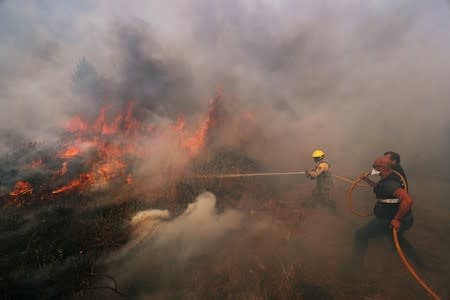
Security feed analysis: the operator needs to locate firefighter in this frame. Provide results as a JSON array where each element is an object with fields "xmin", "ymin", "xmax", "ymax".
[
  {"xmin": 352, "ymin": 156, "xmax": 419, "ymax": 265},
  {"xmin": 303, "ymin": 150, "xmax": 335, "ymax": 210}
]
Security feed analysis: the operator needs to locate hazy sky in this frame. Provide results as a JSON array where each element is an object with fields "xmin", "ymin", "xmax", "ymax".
[{"xmin": 1, "ymin": 0, "xmax": 450, "ymax": 176}]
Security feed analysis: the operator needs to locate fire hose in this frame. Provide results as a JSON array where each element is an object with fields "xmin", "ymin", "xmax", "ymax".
[
  {"xmin": 347, "ymin": 171, "xmax": 441, "ymax": 300},
  {"xmin": 195, "ymin": 171, "xmax": 368, "ymax": 187}
]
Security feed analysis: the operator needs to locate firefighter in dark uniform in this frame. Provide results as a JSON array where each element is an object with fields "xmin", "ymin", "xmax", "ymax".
[
  {"xmin": 304, "ymin": 150, "xmax": 335, "ymax": 210},
  {"xmin": 352, "ymin": 156, "xmax": 416, "ymax": 264}
]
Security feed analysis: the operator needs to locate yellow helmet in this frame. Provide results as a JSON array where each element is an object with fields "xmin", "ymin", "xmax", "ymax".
[{"xmin": 311, "ymin": 149, "xmax": 325, "ymax": 158}]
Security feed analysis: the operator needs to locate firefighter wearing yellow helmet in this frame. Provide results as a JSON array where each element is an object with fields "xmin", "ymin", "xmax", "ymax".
[{"xmin": 304, "ymin": 149, "xmax": 335, "ymax": 210}]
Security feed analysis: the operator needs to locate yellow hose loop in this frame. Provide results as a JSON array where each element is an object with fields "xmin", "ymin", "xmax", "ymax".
[
  {"xmin": 392, "ymin": 169, "xmax": 408, "ymax": 192},
  {"xmin": 393, "ymin": 228, "xmax": 442, "ymax": 300},
  {"xmin": 346, "ymin": 175, "xmax": 373, "ymax": 217},
  {"xmin": 332, "ymin": 174, "xmax": 370, "ymax": 188}
]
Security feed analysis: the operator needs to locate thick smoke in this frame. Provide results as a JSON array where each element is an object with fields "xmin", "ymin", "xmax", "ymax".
[
  {"xmin": 1, "ymin": 1, "xmax": 450, "ymax": 299},
  {"xmin": 1, "ymin": 0, "xmax": 450, "ymax": 176},
  {"xmin": 105, "ymin": 192, "xmax": 243, "ymax": 296}
]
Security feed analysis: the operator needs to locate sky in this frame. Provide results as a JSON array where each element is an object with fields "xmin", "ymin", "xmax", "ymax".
[{"xmin": 1, "ymin": 0, "xmax": 450, "ymax": 176}]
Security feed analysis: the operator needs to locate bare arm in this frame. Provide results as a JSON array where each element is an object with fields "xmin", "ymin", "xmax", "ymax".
[
  {"xmin": 360, "ymin": 171, "xmax": 377, "ymax": 187},
  {"xmin": 308, "ymin": 163, "xmax": 327, "ymax": 178},
  {"xmin": 393, "ymin": 188, "xmax": 413, "ymax": 221}
]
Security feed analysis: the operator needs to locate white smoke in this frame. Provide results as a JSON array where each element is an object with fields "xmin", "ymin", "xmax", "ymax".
[
  {"xmin": 153, "ymin": 191, "xmax": 242, "ymax": 259},
  {"xmin": 105, "ymin": 192, "xmax": 242, "ymax": 283}
]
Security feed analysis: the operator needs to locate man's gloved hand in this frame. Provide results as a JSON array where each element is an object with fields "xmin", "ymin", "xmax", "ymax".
[
  {"xmin": 305, "ymin": 170, "xmax": 313, "ymax": 180},
  {"xmin": 390, "ymin": 218, "xmax": 401, "ymax": 231}
]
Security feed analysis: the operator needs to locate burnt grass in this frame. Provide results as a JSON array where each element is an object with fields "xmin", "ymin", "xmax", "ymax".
[
  {"xmin": 0, "ymin": 187, "xmax": 332, "ymax": 299},
  {"xmin": 0, "ymin": 195, "xmax": 136, "ymax": 299}
]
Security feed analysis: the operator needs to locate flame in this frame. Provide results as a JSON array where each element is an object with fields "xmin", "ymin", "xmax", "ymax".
[
  {"xmin": 95, "ymin": 105, "xmax": 123, "ymax": 135},
  {"xmin": 52, "ymin": 172, "xmax": 95, "ymax": 195},
  {"xmin": 9, "ymin": 93, "xmax": 220, "ymax": 201},
  {"xmin": 183, "ymin": 117, "xmax": 213, "ymax": 156},
  {"xmin": 124, "ymin": 101, "xmax": 142, "ymax": 133},
  {"xmin": 0, "ymin": 84, "xmax": 228, "ymax": 208},
  {"xmin": 182, "ymin": 95, "xmax": 218, "ymax": 156},
  {"xmin": 171, "ymin": 93, "xmax": 219, "ymax": 157},
  {"xmin": 171, "ymin": 114, "xmax": 186, "ymax": 132},
  {"xmin": 52, "ymin": 102, "xmax": 143, "ymax": 194},
  {"xmin": 10, "ymin": 181, "xmax": 33, "ymax": 197},
  {"xmin": 98, "ymin": 159, "xmax": 127, "ymax": 182},
  {"xmin": 59, "ymin": 145, "xmax": 81, "ymax": 159}
]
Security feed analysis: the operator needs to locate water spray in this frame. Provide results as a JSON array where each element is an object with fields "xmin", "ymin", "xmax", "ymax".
[
  {"xmin": 193, "ymin": 171, "xmax": 369, "ymax": 188},
  {"xmin": 193, "ymin": 171, "xmax": 306, "ymax": 178}
]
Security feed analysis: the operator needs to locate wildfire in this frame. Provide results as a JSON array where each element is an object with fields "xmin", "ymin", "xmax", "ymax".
[
  {"xmin": 10, "ymin": 181, "xmax": 33, "ymax": 197},
  {"xmin": 59, "ymin": 145, "xmax": 81, "ymax": 159},
  {"xmin": 172, "ymin": 93, "xmax": 219, "ymax": 157},
  {"xmin": 52, "ymin": 173, "xmax": 95, "ymax": 195},
  {"xmin": 4, "ymin": 92, "xmax": 220, "ymax": 203},
  {"xmin": 51, "ymin": 101, "xmax": 145, "ymax": 194},
  {"xmin": 183, "ymin": 117, "xmax": 213, "ymax": 156}
]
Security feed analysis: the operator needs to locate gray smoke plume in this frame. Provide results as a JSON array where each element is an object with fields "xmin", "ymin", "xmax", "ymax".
[
  {"xmin": 2, "ymin": 1, "xmax": 450, "ymax": 298},
  {"xmin": 1, "ymin": 0, "xmax": 450, "ymax": 177},
  {"xmin": 105, "ymin": 192, "xmax": 242, "ymax": 294}
]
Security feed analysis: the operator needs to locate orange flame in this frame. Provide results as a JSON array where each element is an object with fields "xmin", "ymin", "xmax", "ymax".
[
  {"xmin": 59, "ymin": 145, "xmax": 81, "ymax": 159},
  {"xmin": 52, "ymin": 172, "xmax": 95, "ymax": 195},
  {"xmin": 181, "ymin": 95, "xmax": 218, "ymax": 156},
  {"xmin": 171, "ymin": 114, "xmax": 186, "ymax": 132},
  {"xmin": 10, "ymin": 181, "xmax": 33, "ymax": 197},
  {"xmin": 50, "ymin": 93, "xmax": 218, "ymax": 196}
]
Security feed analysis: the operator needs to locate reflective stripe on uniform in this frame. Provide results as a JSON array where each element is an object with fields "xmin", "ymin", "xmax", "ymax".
[{"xmin": 377, "ymin": 198, "xmax": 400, "ymax": 204}]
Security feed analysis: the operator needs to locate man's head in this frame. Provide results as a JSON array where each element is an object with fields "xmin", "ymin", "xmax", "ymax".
[
  {"xmin": 384, "ymin": 151, "xmax": 401, "ymax": 166},
  {"xmin": 311, "ymin": 149, "xmax": 325, "ymax": 163},
  {"xmin": 373, "ymin": 156, "xmax": 393, "ymax": 177}
]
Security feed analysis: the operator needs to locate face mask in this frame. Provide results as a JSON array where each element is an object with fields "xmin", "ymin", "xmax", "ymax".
[{"xmin": 370, "ymin": 168, "xmax": 381, "ymax": 176}]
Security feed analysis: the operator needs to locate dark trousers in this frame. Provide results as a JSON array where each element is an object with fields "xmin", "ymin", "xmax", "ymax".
[{"xmin": 352, "ymin": 213, "xmax": 425, "ymax": 268}]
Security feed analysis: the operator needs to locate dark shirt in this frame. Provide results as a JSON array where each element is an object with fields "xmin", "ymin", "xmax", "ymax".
[
  {"xmin": 393, "ymin": 164, "xmax": 408, "ymax": 190},
  {"xmin": 373, "ymin": 173, "xmax": 409, "ymax": 220},
  {"xmin": 374, "ymin": 174, "xmax": 401, "ymax": 199}
]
